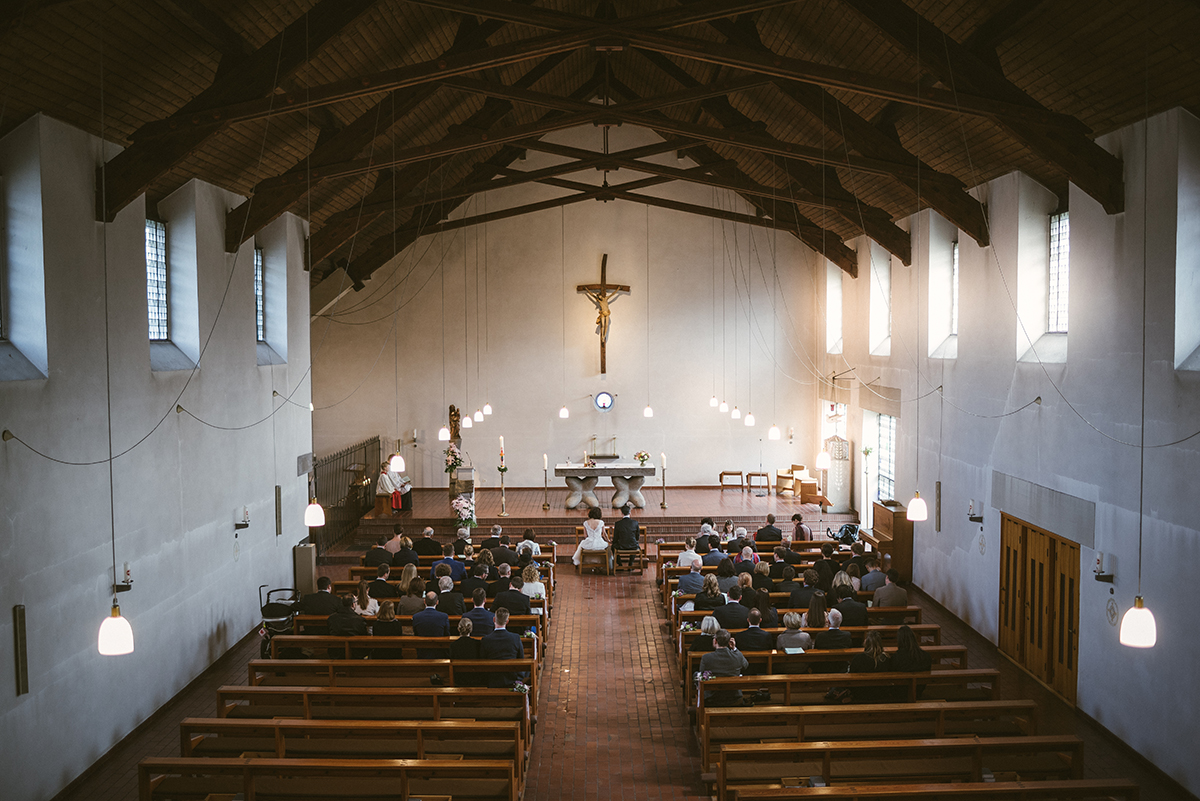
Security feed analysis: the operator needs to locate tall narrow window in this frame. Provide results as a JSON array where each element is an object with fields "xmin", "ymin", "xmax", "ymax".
[
  {"xmin": 254, "ymin": 246, "xmax": 265, "ymax": 342},
  {"xmin": 146, "ymin": 219, "xmax": 169, "ymax": 341},
  {"xmin": 1047, "ymin": 212, "xmax": 1069, "ymax": 333},
  {"xmin": 875, "ymin": 413, "xmax": 897, "ymax": 502},
  {"xmin": 950, "ymin": 240, "xmax": 960, "ymax": 337}
]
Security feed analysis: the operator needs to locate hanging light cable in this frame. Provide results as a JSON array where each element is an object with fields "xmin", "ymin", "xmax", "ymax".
[
  {"xmin": 437, "ymin": 174, "xmax": 451, "ymax": 442},
  {"xmin": 768, "ymin": 160, "xmax": 780, "ymax": 439},
  {"xmin": 644, "ymin": 206, "xmax": 653, "ymax": 418},
  {"xmin": 481, "ymin": 190, "xmax": 493, "ymax": 417},
  {"xmin": 730, "ymin": 205, "xmax": 741, "ymax": 420},
  {"xmin": 710, "ymin": 195, "xmax": 719, "ymax": 408},
  {"xmin": 559, "ymin": 205, "xmax": 569, "ymax": 419},
  {"xmin": 96, "ymin": 46, "xmax": 133, "ymax": 656},
  {"xmin": 908, "ymin": 100, "xmax": 927, "ymax": 523},
  {"xmin": 461, "ymin": 215, "xmax": 473, "ymax": 430},
  {"xmin": 1121, "ymin": 66, "xmax": 1156, "ymax": 647},
  {"xmin": 719, "ymin": 204, "xmax": 728, "ymax": 413}
]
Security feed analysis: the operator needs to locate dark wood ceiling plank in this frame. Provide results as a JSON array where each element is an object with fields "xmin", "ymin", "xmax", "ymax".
[
  {"xmin": 624, "ymin": 29, "xmax": 1088, "ymax": 133},
  {"xmin": 96, "ymin": 0, "xmax": 383, "ymax": 221},
  {"xmin": 402, "ymin": 0, "xmax": 802, "ymax": 32},
  {"xmin": 705, "ymin": 14, "xmax": 990, "ymax": 247},
  {"xmin": 131, "ymin": 26, "xmax": 598, "ymax": 140},
  {"xmin": 837, "ymin": 0, "xmax": 1124, "ymax": 213},
  {"xmin": 225, "ymin": 11, "xmax": 563, "ymax": 252},
  {"xmin": 155, "ymin": 0, "xmax": 252, "ymax": 61}
]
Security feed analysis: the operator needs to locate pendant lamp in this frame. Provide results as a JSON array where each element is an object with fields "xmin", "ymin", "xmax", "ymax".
[
  {"xmin": 474, "ymin": 409, "xmax": 484, "ymax": 422},
  {"xmin": 719, "ymin": 400, "xmax": 729, "ymax": 413},
  {"xmin": 1119, "ymin": 596, "xmax": 1157, "ymax": 648},
  {"xmin": 304, "ymin": 500, "xmax": 326, "ymax": 527},
  {"xmin": 438, "ymin": 426, "xmax": 451, "ymax": 441},
  {"xmin": 559, "ymin": 406, "xmax": 569, "ymax": 419},
  {"xmin": 816, "ymin": 448, "xmax": 831, "ymax": 471},
  {"xmin": 768, "ymin": 424, "xmax": 781, "ymax": 440},
  {"xmin": 731, "ymin": 406, "xmax": 741, "ymax": 420},
  {"xmin": 643, "ymin": 405, "xmax": 654, "ymax": 418},
  {"xmin": 744, "ymin": 411, "xmax": 755, "ymax": 427},
  {"xmin": 483, "ymin": 403, "xmax": 493, "ymax": 415},
  {"xmin": 389, "ymin": 453, "xmax": 405, "ymax": 472},
  {"xmin": 98, "ymin": 603, "xmax": 134, "ymax": 655},
  {"xmin": 907, "ymin": 490, "xmax": 928, "ymax": 522},
  {"xmin": 710, "ymin": 395, "xmax": 719, "ymax": 408},
  {"xmin": 461, "ymin": 415, "xmax": 473, "ymax": 429}
]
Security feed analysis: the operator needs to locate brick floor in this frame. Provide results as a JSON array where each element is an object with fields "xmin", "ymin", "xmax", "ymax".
[{"xmin": 51, "ymin": 565, "xmax": 1199, "ymax": 801}]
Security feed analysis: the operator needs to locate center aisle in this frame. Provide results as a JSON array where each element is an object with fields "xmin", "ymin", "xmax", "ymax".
[{"xmin": 524, "ymin": 566, "xmax": 707, "ymax": 800}]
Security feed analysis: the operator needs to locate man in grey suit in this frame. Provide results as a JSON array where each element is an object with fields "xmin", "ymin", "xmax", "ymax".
[
  {"xmin": 872, "ymin": 569, "xmax": 909, "ymax": 607},
  {"xmin": 698, "ymin": 629, "xmax": 750, "ymax": 706}
]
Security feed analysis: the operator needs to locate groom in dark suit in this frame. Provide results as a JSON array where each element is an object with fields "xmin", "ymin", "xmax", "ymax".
[{"xmin": 613, "ymin": 504, "xmax": 641, "ymax": 567}]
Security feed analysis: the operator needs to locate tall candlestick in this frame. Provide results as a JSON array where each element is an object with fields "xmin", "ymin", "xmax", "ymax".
[
  {"xmin": 499, "ymin": 436, "xmax": 504, "ymax": 450},
  {"xmin": 543, "ymin": 453, "xmax": 548, "ymax": 470},
  {"xmin": 661, "ymin": 452, "xmax": 666, "ymax": 470}
]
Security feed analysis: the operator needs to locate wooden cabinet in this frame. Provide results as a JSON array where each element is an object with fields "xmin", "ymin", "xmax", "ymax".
[{"xmin": 863, "ymin": 501, "xmax": 914, "ymax": 583}]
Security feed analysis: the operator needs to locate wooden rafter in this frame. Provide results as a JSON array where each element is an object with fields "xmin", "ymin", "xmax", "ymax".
[
  {"xmin": 837, "ymin": 0, "xmax": 1123, "ymax": 213},
  {"xmin": 96, "ymin": 0, "xmax": 382, "ymax": 221},
  {"xmin": 704, "ymin": 15, "xmax": 989, "ymax": 246}
]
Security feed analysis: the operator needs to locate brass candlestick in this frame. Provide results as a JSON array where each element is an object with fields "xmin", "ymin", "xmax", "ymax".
[
  {"xmin": 499, "ymin": 469, "xmax": 510, "ymax": 516},
  {"xmin": 542, "ymin": 467, "xmax": 550, "ymax": 511},
  {"xmin": 660, "ymin": 466, "xmax": 669, "ymax": 509}
]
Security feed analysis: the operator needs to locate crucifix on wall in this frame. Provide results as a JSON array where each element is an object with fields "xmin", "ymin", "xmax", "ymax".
[{"xmin": 577, "ymin": 254, "xmax": 630, "ymax": 374}]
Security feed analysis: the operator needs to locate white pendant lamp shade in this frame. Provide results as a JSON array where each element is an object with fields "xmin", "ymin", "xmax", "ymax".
[
  {"xmin": 744, "ymin": 411, "xmax": 755, "ymax": 426},
  {"xmin": 643, "ymin": 405, "xmax": 654, "ymax": 418},
  {"xmin": 304, "ymin": 501, "xmax": 326, "ymax": 527},
  {"xmin": 473, "ymin": 409, "xmax": 484, "ymax": 422},
  {"xmin": 768, "ymin": 424, "xmax": 781, "ymax": 440},
  {"xmin": 389, "ymin": 453, "xmax": 405, "ymax": 472},
  {"xmin": 906, "ymin": 491, "xmax": 928, "ymax": 522},
  {"xmin": 308, "ymin": 402, "xmax": 314, "ymax": 412},
  {"xmin": 438, "ymin": 426, "xmax": 451, "ymax": 441},
  {"xmin": 719, "ymin": 400, "xmax": 729, "ymax": 413},
  {"xmin": 483, "ymin": 402, "xmax": 493, "ymax": 415},
  {"xmin": 816, "ymin": 448, "xmax": 831, "ymax": 471},
  {"xmin": 731, "ymin": 406, "xmax": 741, "ymax": 420},
  {"xmin": 461, "ymin": 415, "xmax": 473, "ymax": 429},
  {"xmin": 710, "ymin": 395, "xmax": 719, "ymax": 408},
  {"xmin": 98, "ymin": 604, "xmax": 134, "ymax": 655},
  {"xmin": 559, "ymin": 405, "xmax": 569, "ymax": 419},
  {"xmin": 1119, "ymin": 596, "xmax": 1157, "ymax": 648}
]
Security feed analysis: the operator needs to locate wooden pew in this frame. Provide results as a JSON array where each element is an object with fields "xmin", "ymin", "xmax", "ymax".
[
  {"xmin": 726, "ymin": 779, "xmax": 1141, "ymax": 801},
  {"xmin": 672, "ymin": 604, "xmax": 922, "ymax": 642},
  {"xmin": 269, "ymin": 634, "xmax": 538, "ymax": 662},
  {"xmin": 716, "ymin": 735, "xmax": 1086, "ymax": 801},
  {"xmin": 248, "ymin": 658, "xmax": 540, "ymax": 716},
  {"xmin": 215, "ymin": 685, "xmax": 532, "ymax": 744},
  {"xmin": 693, "ymin": 669, "xmax": 1002, "ymax": 720},
  {"xmin": 676, "ymin": 622, "xmax": 941, "ymax": 662},
  {"xmin": 292, "ymin": 611, "xmax": 548, "ymax": 642},
  {"xmin": 698, "ymin": 700, "xmax": 1040, "ymax": 771},
  {"xmin": 346, "ymin": 563, "xmax": 557, "ymax": 607},
  {"xmin": 178, "ymin": 718, "xmax": 525, "ymax": 781},
  {"xmin": 329, "ymin": 580, "xmax": 552, "ymax": 618},
  {"xmin": 684, "ymin": 647, "xmax": 969, "ymax": 707},
  {"xmin": 138, "ymin": 756, "xmax": 517, "ymax": 801}
]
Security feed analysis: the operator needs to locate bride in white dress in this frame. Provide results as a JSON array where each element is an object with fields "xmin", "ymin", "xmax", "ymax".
[{"xmin": 572, "ymin": 506, "xmax": 611, "ymax": 567}]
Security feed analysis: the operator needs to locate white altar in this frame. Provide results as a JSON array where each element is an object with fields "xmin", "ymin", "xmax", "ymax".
[{"xmin": 554, "ymin": 462, "xmax": 656, "ymax": 509}]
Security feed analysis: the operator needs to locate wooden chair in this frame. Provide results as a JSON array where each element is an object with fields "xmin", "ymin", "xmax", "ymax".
[
  {"xmin": 719, "ymin": 471, "xmax": 744, "ymax": 489},
  {"xmin": 775, "ymin": 470, "xmax": 795, "ymax": 496},
  {"xmin": 746, "ymin": 472, "xmax": 770, "ymax": 492},
  {"xmin": 613, "ymin": 548, "xmax": 647, "ymax": 574},
  {"xmin": 577, "ymin": 548, "xmax": 611, "ymax": 575}
]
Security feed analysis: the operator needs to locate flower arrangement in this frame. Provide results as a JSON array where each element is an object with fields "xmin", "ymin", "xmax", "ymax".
[
  {"xmin": 522, "ymin": 629, "xmax": 535, "ymax": 638},
  {"xmin": 671, "ymin": 590, "xmax": 684, "ymax": 598},
  {"xmin": 450, "ymin": 494, "xmax": 476, "ymax": 528},
  {"xmin": 655, "ymin": 537, "xmax": 665, "ymax": 545},
  {"xmin": 634, "ymin": 449, "xmax": 650, "ymax": 466},
  {"xmin": 511, "ymin": 680, "xmax": 530, "ymax": 694},
  {"xmin": 694, "ymin": 670, "xmax": 715, "ymax": 683},
  {"xmin": 532, "ymin": 594, "xmax": 544, "ymax": 601},
  {"xmin": 584, "ymin": 457, "xmax": 596, "ymax": 467},
  {"xmin": 444, "ymin": 443, "xmax": 464, "ymax": 474},
  {"xmin": 679, "ymin": 622, "xmax": 698, "ymax": 632}
]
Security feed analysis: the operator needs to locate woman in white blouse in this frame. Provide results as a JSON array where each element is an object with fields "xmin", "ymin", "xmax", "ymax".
[
  {"xmin": 520, "ymin": 564, "xmax": 547, "ymax": 599},
  {"xmin": 572, "ymin": 507, "xmax": 611, "ymax": 567}
]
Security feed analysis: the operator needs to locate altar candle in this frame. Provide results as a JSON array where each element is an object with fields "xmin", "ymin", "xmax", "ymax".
[
  {"xmin": 543, "ymin": 453, "xmax": 548, "ymax": 470},
  {"xmin": 661, "ymin": 452, "xmax": 666, "ymax": 469},
  {"xmin": 583, "ymin": 449, "xmax": 587, "ymax": 462}
]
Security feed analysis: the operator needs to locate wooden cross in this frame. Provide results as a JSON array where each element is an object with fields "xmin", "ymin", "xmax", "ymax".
[{"xmin": 576, "ymin": 253, "xmax": 630, "ymax": 374}]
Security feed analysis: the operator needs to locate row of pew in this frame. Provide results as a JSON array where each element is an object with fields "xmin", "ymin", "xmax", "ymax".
[{"xmin": 654, "ymin": 544, "xmax": 1142, "ymax": 801}]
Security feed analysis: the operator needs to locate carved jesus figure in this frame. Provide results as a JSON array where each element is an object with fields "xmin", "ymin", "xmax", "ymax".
[{"xmin": 581, "ymin": 286, "xmax": 621, "ymax": 343}]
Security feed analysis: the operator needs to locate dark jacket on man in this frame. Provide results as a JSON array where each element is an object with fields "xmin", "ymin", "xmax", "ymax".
[
  {"xmin": 835, "ymin": 598, "xmax": 869, "ymax": 628},
  {"xmin": 414, "ymin": 536, "xmax": 443, "ymax": 556},
  {"xmin": 363, "ymin": 546, "xmax": 392, "ymax": 568},
  {"xmin": 714, "ymin": 601, "xmax": 750, "ymax": 630},
  {"xmin": 436, "ymin": 591, "xmax": 466, "ymax": 616}
]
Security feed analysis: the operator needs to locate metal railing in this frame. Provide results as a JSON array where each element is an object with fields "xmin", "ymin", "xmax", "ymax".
[{"xmin": 311, "ymin": 436, "xmax": 380, "ymax": 555}]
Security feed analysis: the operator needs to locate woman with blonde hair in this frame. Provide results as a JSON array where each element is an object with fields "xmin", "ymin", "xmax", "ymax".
[
  {"xmin": 845, "ymin": 563, "xmax": 862, "ymax": 591},
  {"xmin": 520, "ymin": 564, "xmax": 546, "ymax": 599},
  {"xmin": 831, "ymin": 570, "xmax": 854, "ymax": 597},
  {"xmin": 752, "ymin": 561, "xmax": 774, "ymax": 593},
  {"xmin": 694, "ymin": 573, "xmax": 725, "ymax": 611},
  {"xmin": 352, "ymin": 579, "xmax": 379, "ymax": 617},
  {"xmin": 396, "ymin": 563, "xmax": 418, "ymax": 591},
  {"xmin": 775, "ymin": 611, "xmax": 812, "ymax": 651}
]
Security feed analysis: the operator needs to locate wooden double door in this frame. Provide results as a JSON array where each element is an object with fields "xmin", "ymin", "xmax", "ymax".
[{"xmin": 998, "ymin": 514, "xmax": 1080, "ymax": 704}]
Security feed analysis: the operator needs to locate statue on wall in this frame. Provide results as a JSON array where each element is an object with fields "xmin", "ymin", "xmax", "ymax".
[{"xmin": 448, "ymin": 405, "xmax": 461, "ymax": 442}]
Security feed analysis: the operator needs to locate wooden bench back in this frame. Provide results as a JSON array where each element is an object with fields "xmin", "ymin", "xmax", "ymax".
[
  {"xmin": 268, "ymin": 634, "xmax": 538, "ymax": 662},
  {"xmin": 684, "ymin": 646, "xmax": 969, "ymax": 706},
  {"xmin": 138, "ymin": 756, "xmax": 517, "ymax": 801},
  {"xmin": 292, "ymin": 612, "xmax": 546, "ymax": 636},
  {"xmin": 693, "ymin": 668, "xmax": 1001, "ymax": 717},
  {"xmin": 725, "ymin": 779, "xmax": 1140, "ymax": 801},
  {"xmin": 697, "ymin": 699, "xmax": 1040, "ymax": 770},
  {"xmin": 716, "ymin": 735, "xmax": 1086, "ymax": 801}
]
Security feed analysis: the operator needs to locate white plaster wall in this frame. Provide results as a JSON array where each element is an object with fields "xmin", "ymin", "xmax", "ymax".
[
  {"xmin": 0, "ymin": 115, "xmax": 313, "ymax": 801},
  {"xmin": 312, "ymin": 125, "xmax": 823, "ymax": 488},
  {"xmin": 829, "ymin": 108, "xmax": 1200, "ymax": 795}
]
